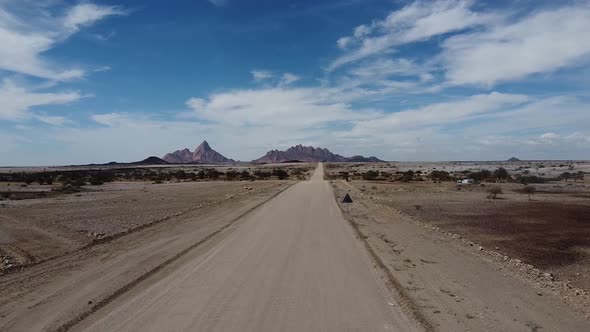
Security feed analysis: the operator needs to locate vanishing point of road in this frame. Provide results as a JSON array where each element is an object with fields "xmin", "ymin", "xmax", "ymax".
[{"xmin": 74, "ymin": 163, "xmax": 415, "ymax": 331}]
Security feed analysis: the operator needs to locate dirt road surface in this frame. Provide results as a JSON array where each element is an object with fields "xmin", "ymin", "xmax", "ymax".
[
  {"xmin": 72, "ymin": 163, "xmax": 413, "ymax": 331},
  {"xmin": 68, "ymin": 164, "xmax": 408, "ymax": 331}
]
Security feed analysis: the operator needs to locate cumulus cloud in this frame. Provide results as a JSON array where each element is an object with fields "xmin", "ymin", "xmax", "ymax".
[
  {"xmin": 347, "ymin": 58, "xmax": 434, "ymax": 81},
  {"xmin": 441, "ymin": 4, "xmax": 590, "ymax": 86},
  {"xmin": 186, "ymin": 87, "xmax": 379, "ymax": 128},
  {"xmin": 0, "ymin": 1, "xmax": 125, "ymax": 126},
  {"xmin": 349, "ymin": 92, "xmax": 529, "ymax": 135},
  {"xmin": 330, "ymin": 0, "xmax": 499, "ymax": 70},
  {"xmin": 63, "ymin": 3, "xmax": 126, "ymax": 32},
  {"xmin": 0, "ymin": 2, "xmax": 125, "ymax": 80},
  {"xmin": 333, "ymin": 0, "xmax": 590, "ymax": 87}
]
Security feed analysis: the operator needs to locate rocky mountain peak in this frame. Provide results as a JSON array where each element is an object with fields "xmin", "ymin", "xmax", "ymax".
[
  {"xmin": 197, "ymin": 140, "xmax": 211, "ymax": 151},
  {"xmin": 162, "ymin": 140, "xmax": 233, "ymax": 164}
]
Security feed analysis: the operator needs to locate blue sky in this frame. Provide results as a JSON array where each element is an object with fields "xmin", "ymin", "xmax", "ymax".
[{"xmin": 1, "ymin": 0, "xmax": 589, "ymax": 165}]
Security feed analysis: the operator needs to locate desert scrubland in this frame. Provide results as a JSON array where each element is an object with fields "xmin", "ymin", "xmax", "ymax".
[{"xmin": 326, "ymin": 161, "xmax": 590, "ymax": 328}]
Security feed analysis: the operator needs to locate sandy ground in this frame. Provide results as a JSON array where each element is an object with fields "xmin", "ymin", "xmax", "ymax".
[
  {"xmin": 331, "ymin": 179, "xmax": 590, "ymax": 331},
  {"xmin": 0, "ymin": 180, "xmax": 286, "ymax": 270},
  {"xmin": 338, "ymin": 180, "xmax": 590, "ymax": 290},
  {"xmin": 0, "ymin": 180, "xmax": 291, "ymax": 331}
]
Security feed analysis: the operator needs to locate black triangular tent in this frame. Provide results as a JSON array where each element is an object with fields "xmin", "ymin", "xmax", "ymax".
[{"xmin": 342, "ymin": 193, "xmax": 353, "ymax": 203}]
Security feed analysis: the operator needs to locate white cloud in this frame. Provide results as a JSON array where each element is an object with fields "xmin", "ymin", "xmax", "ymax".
[
  {"xmin": 348, "ymin": 58, "xmax": 430, "ymax": 80},
  {"xmin": 250, "ymin": 70, "xmax": 273, "ymax": 81},
  {"xmin": 442, "ymin": 3, "xmax": 590, "ymax": 86},
  {"xmin": 331, "ymin": 92, "xmax": 590, "ymax": 161},
  {"xmin": 91, "ymin": 113, "xmax": 134, "ymax": 126},
  {"xmin": 6, "ymin": 90, "xmax": 590, "ymax": 164},
  {"xmin": 34, "ymin": 114, "xmax": 69, "ymax": 126},
  {"xmin": 528, "ymin": 131, "xmax": 590, "ymax": 146},
  {"xmin": 186, "ymin": 87, "xmax": 379, "ymax": 128},
  {"xmin": 0, "ymin": 2, "xmax": 124, "ymax": 80},
  {"xmin": 540, "ymin": 132, "xmax": 560, "ymax": 142},
  {"xmin": 349, "ymin": 92, "xmax": 529, "ymax": 134},
  {"xmin": 0, "ymin": 79, "xmax": 81, "ymax": 121},
  {"xmin": 337, "ymin": 36, "xmax": 352, "ymax": 49},
  {"xmin": 330, "ymin": 0, "xmax": 500, "ymax": 70},
  {"xmin": 278, "ymin": 73, "xmax": 300, "ymax": 86},
  {"xmin": 93, "ymin": 65, "xmax": 112, "ymax": 72},
  {"xmin": 63, "ymin": 3, "xmax": 126, "ymax": 32}
]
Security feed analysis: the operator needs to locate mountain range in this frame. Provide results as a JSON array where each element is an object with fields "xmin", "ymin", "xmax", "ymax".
[
  {"xmin": 161, "ymin": 141, "xmax": 383, "ymax": 164},
  {"xmin": 252, "ymin": 144, "xmax": 384, "ymax": 163}
]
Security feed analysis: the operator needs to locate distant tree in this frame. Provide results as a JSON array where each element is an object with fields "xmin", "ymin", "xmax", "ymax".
[
  {"xmin": 560, "ymin": 172, "xmax": 572, "ymax": 182},
  {"xmin": 339, "ymin": 171, "xmax": 350, "ymax": 182},
  {"xmin": 521, "ymin": 185, "xmax": 536, "ymax": 200},
  {"xmin": 487, "ymin": 186, "xmax": 503, "ymax": 199},
  {"xmin": 494, "ymin": 167, "xmax": 510, "ymax": 180},
  {"xmin": 574, "ymin": 171, "xmax": 584, "ymax": 182}
]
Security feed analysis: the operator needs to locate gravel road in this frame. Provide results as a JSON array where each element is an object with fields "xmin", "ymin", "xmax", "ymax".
[{"xmin": 73, "ymin": 163, "xmax": 415, "ymax": 331}]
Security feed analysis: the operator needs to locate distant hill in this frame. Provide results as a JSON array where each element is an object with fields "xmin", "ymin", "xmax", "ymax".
[
  {"xmin": 130, "ymin": 156, "xmax": 169, "ymax": 165},
  {"xmin": 82, "ymin": 156, "xmax": 169, "ymax": 167},
  {"xmin": 345, "ymin": 155, "xmax": 384, "ymax": 163},
  {"xmin": 163, "ymin": 141, "xmax": 234, "ymax": 164},
  {"xmin": 507, "ymin": 157, "xmax": 521, "ymax": 162},
  {"xmin": 253, "ymin": 145, "xmax": 384, "ymax": 163}
]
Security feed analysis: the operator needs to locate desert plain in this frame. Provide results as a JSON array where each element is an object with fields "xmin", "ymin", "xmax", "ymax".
[{"xmin": 0, "ymin": 160, "xmax": 589, "ymax": 331}]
